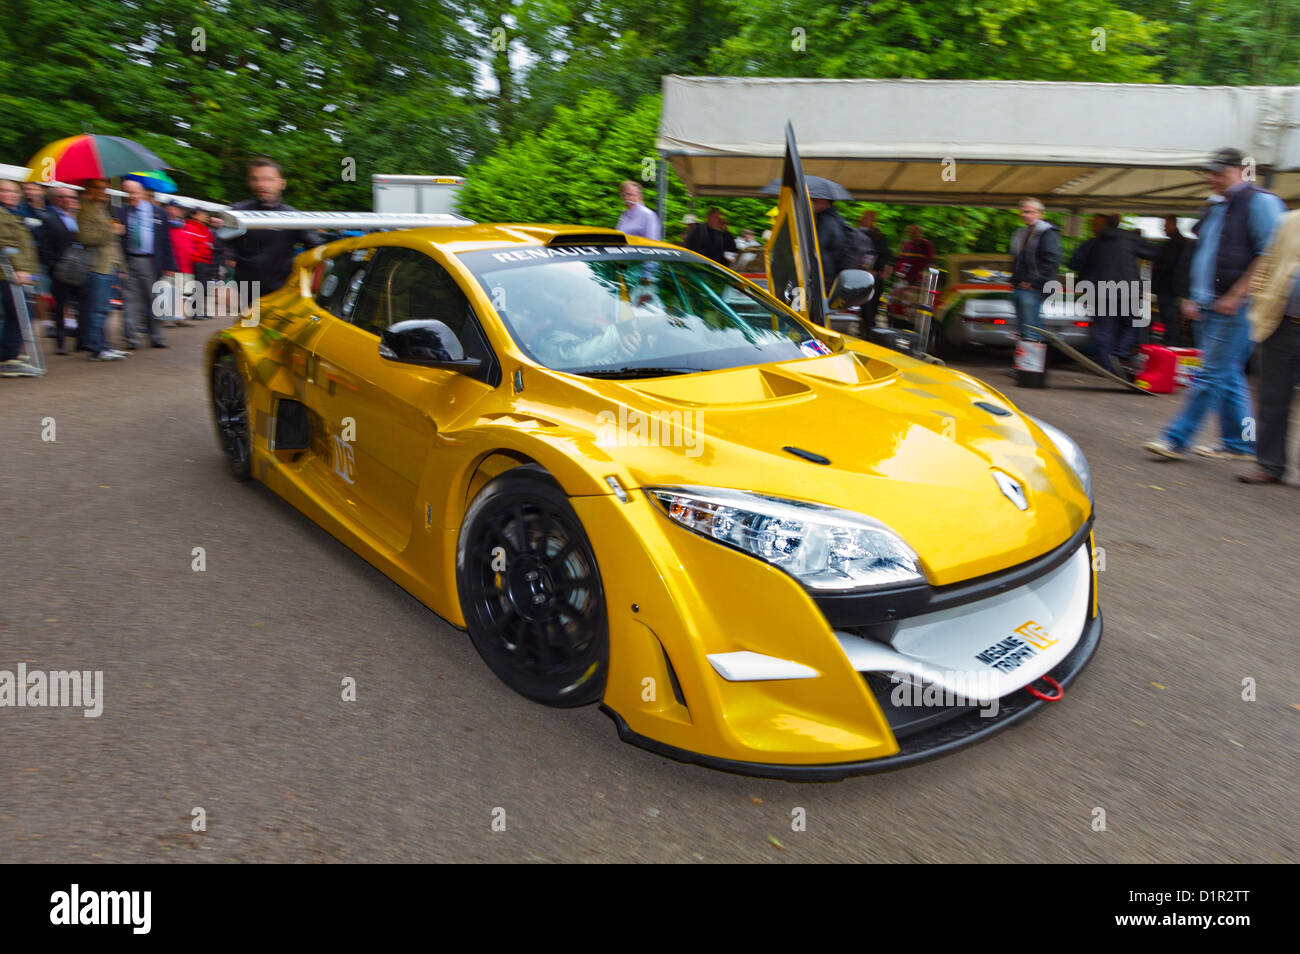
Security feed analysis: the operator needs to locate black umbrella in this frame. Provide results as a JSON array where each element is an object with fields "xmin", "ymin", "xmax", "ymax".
[{"xmin": 760, "ymin": 174, "xmax": 853, "ymax": 201}]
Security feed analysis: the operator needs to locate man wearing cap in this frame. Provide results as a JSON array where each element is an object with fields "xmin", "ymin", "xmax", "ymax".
[{"xmin": 1144, "ymin": 148, "xmax": 1285, "ymax": 462}]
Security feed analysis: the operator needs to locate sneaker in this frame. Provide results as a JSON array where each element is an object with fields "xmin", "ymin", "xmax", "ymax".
[
  {"xmin": 1143, "ymin": 438, "xmax": 1185, "ymax": 460},
  {"xmin": 1237, "ymin": 466, "xmax": 1282, "ymax": 484},
  {"xmin": 106, "ymin": 349, "xmax": 131, "ymax": 358},
  {"xmin": 90, "ymin": 350, "xmax": 124, "ymax": 361},
  {"xmin": 1193, "ymin": 444, "xmax": 1254, "ymax": 461},
  {"xmin": 0, "ymin": 360, "xmax": 41, "ymax": 377}
]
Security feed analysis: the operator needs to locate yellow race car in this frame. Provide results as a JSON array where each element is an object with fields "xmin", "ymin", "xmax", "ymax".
[{"xmin": 206, "ymin": 145, "xmax": 1099, "ymax": 779}]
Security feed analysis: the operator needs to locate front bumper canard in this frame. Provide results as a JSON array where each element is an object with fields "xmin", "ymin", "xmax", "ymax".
[{"xmin": 603, "ymin": 608, "xmax": 1102, "ymax": 780}]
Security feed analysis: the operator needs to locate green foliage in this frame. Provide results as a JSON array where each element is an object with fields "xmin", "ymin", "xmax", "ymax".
[
  {"xmin": 1116, "ymin": 0, "xmax": 1300, "ymax": 85},
  {"xmin": 458, "ymin": 91, "xmax": 681, "ymax": 227},
  {"xmin": 707, "ymin": 0, "xmax": 1166, "ymax": 82},
  {"xmin": 0, "ymin": 0, "xmax": 485, "ymax": 206},
  {"xmin": 0, "ymin": 0, "xmax": 1276, "ymax": 228}
]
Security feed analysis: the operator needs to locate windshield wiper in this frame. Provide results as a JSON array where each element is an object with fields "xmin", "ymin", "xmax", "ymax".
[{"xmin": 571, "ymin": 366, "xmax": 703, "ymax": 379}]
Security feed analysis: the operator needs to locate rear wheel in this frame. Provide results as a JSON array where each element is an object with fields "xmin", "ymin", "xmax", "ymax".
[
  {"xmin": 456, "ymin": 469, "xmax": 608, "ymax": 707},
  {"xmin": 926, "ymin": 317, "xmax": 948, "ymax": 359},
  {"xmin": 211, "ymin": 353, "xmax": 252, "ymax": 482}
]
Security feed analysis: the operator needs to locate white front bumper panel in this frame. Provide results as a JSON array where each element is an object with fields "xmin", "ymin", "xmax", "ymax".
[{"xmin": 835, "ymin": 543, "xmax": 1091, "ymax": 701}]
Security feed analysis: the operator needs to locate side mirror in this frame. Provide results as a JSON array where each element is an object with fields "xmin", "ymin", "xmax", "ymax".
[
  {"xmin": 380, "ymin": 319, "xmax": 481, "ymax": 373},
  {"xmin": 827, "ymin": 268, "xmax": 875, "ymax": 310}
]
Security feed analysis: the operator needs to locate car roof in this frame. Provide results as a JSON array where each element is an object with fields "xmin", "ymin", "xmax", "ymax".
[{"xmin": 340, "ymin": 223, "xmax": 655, "ymax": 258}]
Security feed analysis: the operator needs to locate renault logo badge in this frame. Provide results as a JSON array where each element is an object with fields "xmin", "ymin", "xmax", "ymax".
[{"xmin": 993, "ymin": 471, "xmax": 1029, "ymax": 511}]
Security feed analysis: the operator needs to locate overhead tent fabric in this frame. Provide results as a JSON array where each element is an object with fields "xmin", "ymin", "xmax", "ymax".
[{"xmin": 658, "ymin": 77, "xmax": 1300, "ymax": 212}]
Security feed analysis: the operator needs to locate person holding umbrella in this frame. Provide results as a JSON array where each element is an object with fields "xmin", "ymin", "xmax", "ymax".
[
  {"xmin": 76, "ymin": 179, "xmax": 128, "ymax": 362},
  {"xmin": 808, "ymin": 181, "xmax": 871, "ymax": 300},
  {"xmin": 761, "ymin": 174, "xmax": 870, "ymax": 300},
  {"xmin": 25, "ymin": 133, "xmax": 175, "ymax": 355}
]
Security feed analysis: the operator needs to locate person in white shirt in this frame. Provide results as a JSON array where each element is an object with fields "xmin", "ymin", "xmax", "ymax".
[{"xmin": 615, "ymin": 181, "xmax": 662, "ymax": 241}]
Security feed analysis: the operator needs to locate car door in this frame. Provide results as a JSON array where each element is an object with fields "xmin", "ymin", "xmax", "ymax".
[
  {"xmin": 765, "ymin": 122, "xmax": 828, "ymax": 329},
  {"xmin": 306, "ymin": 244, "xmax": 497, "ymax": 552}
]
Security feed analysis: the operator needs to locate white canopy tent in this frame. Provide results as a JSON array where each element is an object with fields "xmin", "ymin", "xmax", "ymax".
[{"xmin": 656, "ymin": 77, "xmax": 1300, "ymax": 214}]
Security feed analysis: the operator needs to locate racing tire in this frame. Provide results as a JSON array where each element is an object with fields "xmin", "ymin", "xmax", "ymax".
[
  {"xmin": 456, "ymin": 468, "xmax": 609, "ymax": 707},
  {"xmin": 211, "ymin": 353, "xmax": 252, "ymax": 482}
]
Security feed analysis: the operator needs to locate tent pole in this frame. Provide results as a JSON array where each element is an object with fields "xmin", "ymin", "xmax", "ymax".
[{"xmin": 656, "ymin": 154, "xmax": 668, "ymax": 233}]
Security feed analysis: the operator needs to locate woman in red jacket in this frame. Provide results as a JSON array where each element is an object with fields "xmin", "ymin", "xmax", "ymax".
[
  {"xmin": 165, "ymin": 203, "xmax": 194, "ymax": 326},
  {"xmin": 184, "ymin": 209, "xmax": 216, "ymax": 319}
]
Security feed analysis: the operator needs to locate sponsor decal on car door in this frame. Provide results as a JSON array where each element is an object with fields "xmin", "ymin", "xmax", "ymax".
[{"xmin": 306, "ymin": 247, "xmax": 442, "ymax": 551}]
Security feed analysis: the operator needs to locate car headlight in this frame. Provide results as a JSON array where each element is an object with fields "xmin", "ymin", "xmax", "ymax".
[
  {"xmin": 647, "ymin": 486, "xmax": 923, "ymax": 591},
  {"xmin": 1029, "ymin": 416, "xmax": 1092, "ymax": 499}
]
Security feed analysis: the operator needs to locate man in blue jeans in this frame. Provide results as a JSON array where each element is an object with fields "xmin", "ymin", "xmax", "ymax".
[
  {"xmin": 1009, "ymin": 197, "xmax": 1061, "ymax": 346},
  {"xmin": 1144, "ymin": 149, "xmax": 1284, "ymax": 461}
]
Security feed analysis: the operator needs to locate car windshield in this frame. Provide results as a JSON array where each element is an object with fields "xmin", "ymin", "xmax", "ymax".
[{"xmin": 460, "ymin": 246, "xmax": 831, "ymax": 377}]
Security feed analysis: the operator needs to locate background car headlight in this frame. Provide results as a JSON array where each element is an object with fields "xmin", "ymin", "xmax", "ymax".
[
  {"xmin": 647, "ymin": 486, "xmax": 923, "ymax": 591},
  {"xmin": 1029, "ymin": 416, "xmax": 1092, "ymax": 499}
]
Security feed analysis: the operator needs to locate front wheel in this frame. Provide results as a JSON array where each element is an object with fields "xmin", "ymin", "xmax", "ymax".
[{"xmin": 456, "ymin": 470, "xmax": 609, "ymax": 707}]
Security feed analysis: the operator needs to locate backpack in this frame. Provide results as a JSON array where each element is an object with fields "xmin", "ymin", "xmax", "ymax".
[
  {"xmin": 53, "ymin": 243, "xmax": 93, "ymax": 287},
  {"xmin": 839, "ymin": 225, "xmax": 875, "ymax": 273}
]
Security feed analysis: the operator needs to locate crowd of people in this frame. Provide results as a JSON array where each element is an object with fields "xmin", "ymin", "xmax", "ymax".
[
  {"xmin": 0, "ymin": 175, "xmax": 230, "ymax": 371},
  {"xmin": 1139, "ymin": 148, "xmax": 1296, "ymax": 484},
  {"xmin": 0, "ymin": 157, "xmax": 315, "ymax": 376},
  {"xmin": 1011, "ymin": 149, "xmax": 1296, "ymax": 484},
  {"xmin": 5, "ymin": 156, "xmax": 1295, "ymax": 483}
]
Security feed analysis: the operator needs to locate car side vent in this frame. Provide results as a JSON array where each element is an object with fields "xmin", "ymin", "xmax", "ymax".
[
  {"xmin": 546, "ymin": 232, "xmax": 628, "ymax": 247},
  {"xmin": 274, "ymin": 399, "xmax": 311, "ymax": 450},
  {"xmin": 973, "ymin": 401, "xmax": 1012, "ymax": 417}
]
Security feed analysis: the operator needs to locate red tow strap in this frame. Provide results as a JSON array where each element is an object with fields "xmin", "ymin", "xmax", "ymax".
[{"xmin": 1026, "ymin": 675, "xmax": 1064, "ymax": 702}]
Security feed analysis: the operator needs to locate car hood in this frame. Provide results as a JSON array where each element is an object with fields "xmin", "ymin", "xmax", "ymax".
[{"xmin": 522, "ymin": 346, "xmax": 1091, "ymax": 586}]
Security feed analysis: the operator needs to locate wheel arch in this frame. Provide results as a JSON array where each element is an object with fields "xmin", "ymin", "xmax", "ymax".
[{"xmin": 443, "ymin": 432, "xmax": 617, "ymax": 533}]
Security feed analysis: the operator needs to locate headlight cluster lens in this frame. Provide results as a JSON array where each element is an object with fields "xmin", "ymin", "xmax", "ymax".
[
  {"xmin": 647, "ymin": 486, "xmax": 923, "ymax": 591},
  {"xmin": 1030, "ymin": 416, "xmax": 1092, "ymax": 499}
]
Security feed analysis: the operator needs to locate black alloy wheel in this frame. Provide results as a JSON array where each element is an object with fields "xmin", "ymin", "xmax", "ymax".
[
  {"xmin": 457, "ymin": 469, "xmax": 609, "ymax": 707},
  {"xmin": 212, "ymin": 354, "xmax": 252, "ymax": 481}
]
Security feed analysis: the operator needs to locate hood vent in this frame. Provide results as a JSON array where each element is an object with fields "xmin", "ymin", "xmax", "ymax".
[{"xmin": 782, "ymin": 446, "xmax": 831, "ymax": 465}]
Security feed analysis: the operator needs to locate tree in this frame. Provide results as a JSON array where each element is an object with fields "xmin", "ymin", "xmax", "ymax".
[
  {"xmin": 0, "ymin": 0, "xmax": 485, "ymax": 206},
  {"xmin": 1116, "ymin": 0, "xmax": 1300, "ymax": 85},
  {"xmin": 459, "ymin": 89, "xmax": 685, "ymax": 227},
  {"xmin": 707, "ymin": 0, "xmax": 1165, "ymax": 82}
]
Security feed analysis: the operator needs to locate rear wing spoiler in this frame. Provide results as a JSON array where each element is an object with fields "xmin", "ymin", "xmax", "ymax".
[{"xmin": 215, "ymin": 209, "xmax": 474, "ymax": 240}]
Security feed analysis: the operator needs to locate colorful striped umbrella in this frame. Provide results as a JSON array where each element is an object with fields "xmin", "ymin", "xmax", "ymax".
[
  {"xmin": 123, "ymin": 170, "xmax": 179, "ymax": 194},
  {"xmin": 25, "ymin": 135, "xmax": 170, "ymax": 184}
]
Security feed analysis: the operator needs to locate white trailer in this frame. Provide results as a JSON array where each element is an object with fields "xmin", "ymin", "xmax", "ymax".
[{"xmin": 371, "ymin": 175, "xmax": 465, "ymax": 214}]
